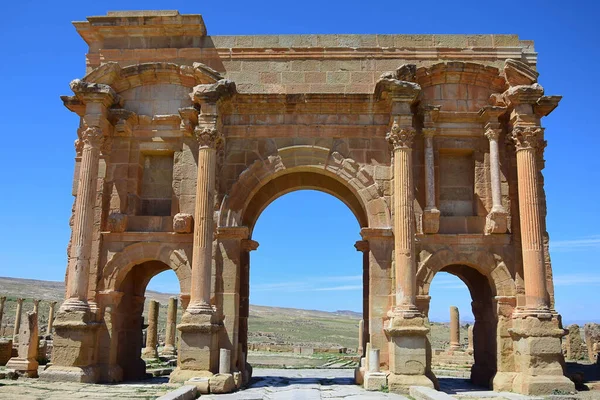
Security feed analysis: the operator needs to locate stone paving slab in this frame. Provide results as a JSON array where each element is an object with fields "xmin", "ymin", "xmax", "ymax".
[{"xmin": 202, "ymin": 369, "xmax": 407, "ymax": 399}]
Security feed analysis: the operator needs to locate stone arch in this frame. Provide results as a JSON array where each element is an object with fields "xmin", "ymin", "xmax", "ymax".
[
  {"xmin": 219, "ymin": 145, "xmax": 391, "ymax": 231},
  {"xmin": 100, "ymin": 242, "xmax": 192, "ymax": 295},
  {"xmin": 417, "ymin": 248, "xmax": 515, "ymax": 298},
  {"xmin": 82, "ymin": 61, "xmax": 221, "ymax": 93},
  {"xmin": 415, "ymin": 61, "xmax": 506, "ymax": 92},
  {"xmin": 417, "ymin": 248, "xmax": 516, "ymax": 388}
]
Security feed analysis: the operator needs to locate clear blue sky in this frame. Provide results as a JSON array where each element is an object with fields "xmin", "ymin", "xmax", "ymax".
[{"xmin": 0, "ymin": 0, "xmax": 598, "ymax": 324}]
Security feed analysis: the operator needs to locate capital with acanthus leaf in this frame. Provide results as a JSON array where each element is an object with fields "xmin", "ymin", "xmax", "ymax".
[
  {"xmin": 386, "ymin": 119, "xmax": 416, "ymax": 150},
  {"xmin": 194, "ymin": 126, "xmax": 223, "ymax": 149},
  {"xmin": 510, "ymin": 126, "xmax": 543, "ymax": 151}
]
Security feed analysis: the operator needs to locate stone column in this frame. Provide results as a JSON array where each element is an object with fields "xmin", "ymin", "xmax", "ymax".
[
  {"xmin": 47, "ymin": 302, "xmax": 56, "ymax": 336},
  {"xmin": 358, "ymin": 320, "xmax": 365, "ymax": 356},
  {"xmin": 33, "ymin": 300, "xmax": 40, "ymax": 314},
  {"xmin": 0, "ymin": 296, "xmax": 5, "ymax": 329},
  {"xmin": 40, "ymin": 80, "xmax": 116, "ymax": 384},
  {"xmin": 219, "ymin": 348, "xmax": 231, "ymax": 374},
  {"xmin": 355, "ymin": 239, "xmax": 370, "ymax": 354},
  {"xmin": 422, "ymin": 106, "xmax": 440, "ymax": 234},
  {"xmin": 500, "ymin": 65, "xmax": 573, "ymax": 394},
  {"xmin": 480, "ymin": 106, "xmax": 508, "ymax": 234},
  {"xmin": 449, "ymin": 306, "xmax": 460, "ymax": 351},
  {"xmin": 511, "ymin": 125, "xmax": 549, "ymax": 312},
  {"xmin": 13, "ymin": 298, "xmax": 24, "ymax": 343},
  {"xmin": 239, "ymin": 238, "xmax": 258, "ymax": 384},
  {"xmin": 142, "ymin": 300, "xmax": 159, "ymax": 359},
  {"xmin": 467, "ymin": 325, "xmax": 474, "ymax": 354},
  {"xmin": 62, "ymin": 125, "xmax": 107, "ymax": 312},
  {"xmin": 388, "ymin": 119, "xmax": 419, "ymax": 316},
  {"xmin": 172, "ymin": 80, "xmax": 236, "ymax": 383},
  {"xmin": 162, "ymin": 297, "xmax": 178, "ymax": 356},
  {"xmin": 376, "ymin": 71, "xmax": 434, "ymax": 393}
]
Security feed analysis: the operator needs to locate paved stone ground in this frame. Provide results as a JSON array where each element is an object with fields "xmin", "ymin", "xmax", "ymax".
[
  {"xmin": 203, "ymin": 369, "xmax": 407, "ymax": 399},
  {"xmin": 0, "ymin": 376, "xmax": 175, "ymax": 399}
]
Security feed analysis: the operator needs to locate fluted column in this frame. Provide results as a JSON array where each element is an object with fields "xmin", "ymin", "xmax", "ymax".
[
  {"xmin": 512, "ymin": 126, "xmax": 549, "ymax": 313},
  {"xmin": 47, "ymin": 302, "xmax": 56, "ymax": 335},
  {"xmin": 13, "ymin": 298, "xmax": 24, "ymax": 343},
  {"xmin": 387, "ymin": 120, "xmax": 419, "ymax": 316},
  {"xmin": 187, "ymin": 125, "xmax": 220, "ymax": 314},
  {"xmin": 162, "ymin": 297, "xmax": 178, "ymax": 356},
  {"xmin": 62, "ymin": 126, "xmax": 105, "ymax": 312}
]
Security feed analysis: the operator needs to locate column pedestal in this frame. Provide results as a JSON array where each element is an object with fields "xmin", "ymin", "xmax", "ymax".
[
  {"xmin": 509, "ymin": 316, "xmax": 574, "ymax": 395},
  {"xmin": 386, "ymin": 315, "xmax": 436, "ymax": 393},
  {"xmin": 170, "ymin": 312, "xmax": 220, "ymax": 383},
  {"xmin": 39, "ymin": 310, "xmax": 100, "ymax": 382}
]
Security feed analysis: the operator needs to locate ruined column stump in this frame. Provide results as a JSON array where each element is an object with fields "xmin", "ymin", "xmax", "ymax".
[
  {"xmin": 6, "ymin": 311, "xmax": 39, "ymax": 377},
  {"xmin": 161, "ymin": 297, "xmax": 178, "ymax": 356},
  {"xmin": 142, "ymin": 300, "xmax": 159, "ymax": 359}
]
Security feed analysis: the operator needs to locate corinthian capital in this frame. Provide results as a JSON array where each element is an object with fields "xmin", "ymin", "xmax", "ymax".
[
  {"xmin": 386, "ymin": 120, "xmax": 416, "ymax": 150},
  {"xmin": 80, "ymin": 126, "xmax": 105, "ymax": 149},
  {"xmin": 485, "ymin": 128, "xmax": 501, "ymax": 142},
  {"xmin": 194, "ymin": 126, "xmax": 223, "ymax": 149},
  {"xmin": 510, "ymin": 126, "xmax": 543, "ymax": 151}
]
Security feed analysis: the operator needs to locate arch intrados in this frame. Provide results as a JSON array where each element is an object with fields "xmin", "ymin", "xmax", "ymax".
[
  {"xmin": 417, "ymin": 250, "xmax": 515, "ymax": 298},
  {"xmin": 438, "ymin": 264, "xmax": 494, "ymax": 301},
  {"xmin": 101, "ymin": 242, "xmax": 191, "ymax": 295},
  {"xmin": 242, "ymin": 168, "xmax": 368, "ymax": 234}
]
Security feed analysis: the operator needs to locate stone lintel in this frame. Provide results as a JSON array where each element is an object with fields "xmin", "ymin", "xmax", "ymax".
[
  {"xmin": 216, "ymin": 226, "xmax": 250, "ymax": 240},
  {"xmin": 360, "ymin": 227, "xmax": 393, "ymax": 240},
  {"xmin": 101, "ymin": 231, "xmax": 194, "ymax": 243}
]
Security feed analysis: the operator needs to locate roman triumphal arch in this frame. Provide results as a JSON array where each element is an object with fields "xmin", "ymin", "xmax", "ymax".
[{"xmin": 40, "ymin": 10, "xmax": 573, "ymax": 395}]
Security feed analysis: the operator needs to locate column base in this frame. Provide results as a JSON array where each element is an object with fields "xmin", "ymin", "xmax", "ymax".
[
  {"xmin": 385, "ymin": 313, "xmax": 437, "ymax": 393},
  {"xmin": 485, "ymin": 210, "xmax": 508, "ymax": 234},
  {"xmin": 40, "ymin": 365, "xmax": 100, "ymax": 383},
  {"xmin": 97, "ymin": 363, "xmax": 123, "ymax": 383},
  {"xmin": 508, "ymin": 314, "xmax": 575, "ymax": 395},
  {"xmin": 6, "ymin": 358, "xmax": 38, "ymax": 378},
  {"xmin": 141, "ymin": 347, "xmax": 159, "ymax": 359},
  {"xmin": 388, "ymin": 372, "xmax": 435, "ymax": 394},
  {"xmin": 423, "ymin": 208, "xmax": 440, "ymax": 234},
  {"xmin": 160, "ymin": 345, "xmax": 176, "ymax": 356},
  {"xmin": 174, "ymin": 309, "xmax": 221, "ymax": 376}
]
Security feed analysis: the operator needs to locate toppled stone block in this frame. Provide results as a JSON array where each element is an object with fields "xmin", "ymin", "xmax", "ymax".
[
  {"xmin": 173, "ymin": 213, "xmax": 193, "ymax": 233},
  {"xmin": 209, "ymin": 373, "xmax": 235, "ymax": 394},
  {"xmin": 364, "ymin": 371, "xmax": 388, "ymax": 391},
  {"xmin": 183, "ymin": 377, "xmax": 210, "ymax": 394},
  {"xmin": 6, "ymin": 311, "xmax": 38, "ymax": 377}
]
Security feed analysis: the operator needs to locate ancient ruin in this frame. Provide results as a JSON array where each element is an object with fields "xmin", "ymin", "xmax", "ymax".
[{"xmin": 40, "ymin": 10, "xmax": 573, "ymax": 395}]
